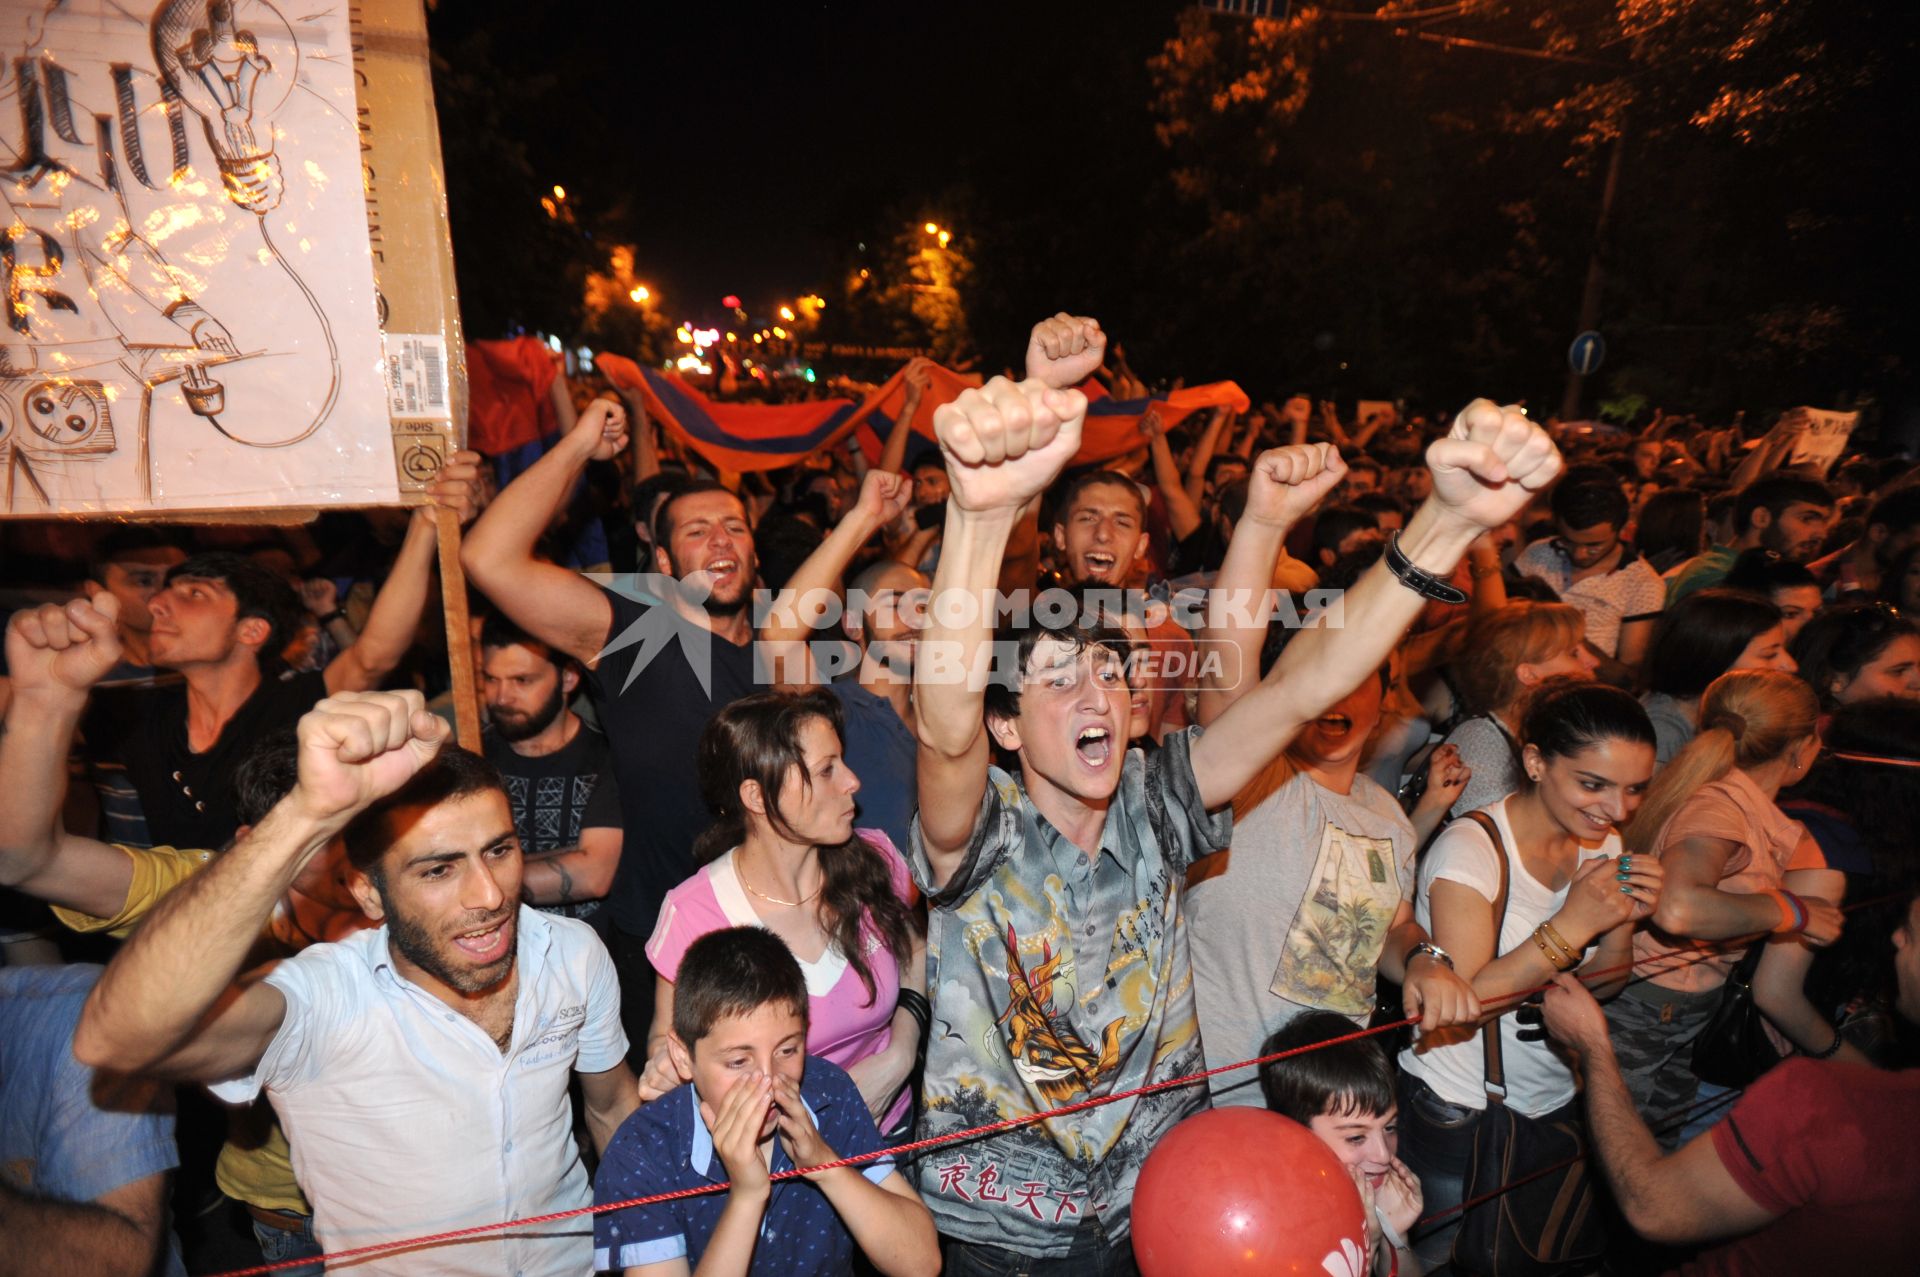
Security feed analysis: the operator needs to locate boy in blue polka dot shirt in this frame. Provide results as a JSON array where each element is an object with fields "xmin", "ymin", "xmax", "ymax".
[{"xmin": 592, "ymin": 927, "xmax": 938, "ymax": 1275}]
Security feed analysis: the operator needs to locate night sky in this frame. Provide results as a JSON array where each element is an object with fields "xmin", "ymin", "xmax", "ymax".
[{"xmin": 429, "ymin": 0, "xmax": 1183, "ymax": 317}]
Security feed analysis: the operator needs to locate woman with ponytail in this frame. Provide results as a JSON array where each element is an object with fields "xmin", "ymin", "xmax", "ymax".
[
  {"xmin": 637, "ymin": 690, "xmax": 925, "ymax": 1131},
  {"xmin": 1606, "ymin": 669, "xmax": 1856, "ymax": 1145}
]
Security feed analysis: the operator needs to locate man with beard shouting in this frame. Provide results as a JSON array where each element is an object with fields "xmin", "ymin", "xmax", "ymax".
[
  {"xmin": 479, "ymin": 615, "xmax": 622, "ymax": 928},
  {"xmin": 74, "ymin": 690, "xmax": 637, "ymax": 1277},
  {"xmin": 464, "ymin": 396, "xmax": 761, "ymax": 1059}
]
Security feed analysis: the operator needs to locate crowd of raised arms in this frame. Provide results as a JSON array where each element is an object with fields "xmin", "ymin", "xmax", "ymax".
[{"xmin": 1, "ymin": 314, "xmax": 1917, "ymax": 1277}]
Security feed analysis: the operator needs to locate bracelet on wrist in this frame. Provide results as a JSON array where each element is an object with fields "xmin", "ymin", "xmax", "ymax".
[
  {"xmin": 1538, "ymin": 920, "xmax": 1581, "ymax": 964},
  {"xmin": 1804, "ymin": 1029, "xmax": 1845, "ymax": 1061},
  {"xmin": 318, "ymin": 609, "xmax": 347, "ymax": 626},
  {"xmin": 1385, "ymin": 531, "xmax": 1467, "ymax": 604},
  {"xmin": 1532, "ymin": 924, "xmax": 1579, "ymax": 972},
  {"xmin": 1766, "ymin": 888, "xmax": 1807, "ymax": 935},
  {"xmin": 1406, "ymin": 941, "xmax": 1454, "ymax": 971}
]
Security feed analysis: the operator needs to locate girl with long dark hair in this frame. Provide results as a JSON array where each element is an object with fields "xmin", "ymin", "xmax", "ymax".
[
  {"xmin": 637, "ymin": 690, "xmax": 925, "ymax": 1129},
  {"xmin": 1396, "ymin": 683, "xmax": 1663, "ymax": 1266}
]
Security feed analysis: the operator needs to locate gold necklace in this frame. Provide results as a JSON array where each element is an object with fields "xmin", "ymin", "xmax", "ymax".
[{"xmin": 736, "ymin": 856, "xmax": 820, "ymax": 909}]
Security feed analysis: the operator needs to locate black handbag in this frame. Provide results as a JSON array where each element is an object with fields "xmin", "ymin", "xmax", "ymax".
[
  {"xmin": 1689, "ymin": 942, "xmax": 1781, "ymax": 1089},
  {"xmin": 1450, "ymin": 811, "xmax": 1607, "ymax": 1277}
]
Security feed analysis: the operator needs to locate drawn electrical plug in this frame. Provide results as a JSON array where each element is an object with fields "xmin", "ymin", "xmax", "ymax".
[
  {"xmin": 181, "ymin": 363, "xmax": 225, "ymax": 419},
  {"xmin": 162, "ymin": 299, "xmax": 239, "ymax": 425}
]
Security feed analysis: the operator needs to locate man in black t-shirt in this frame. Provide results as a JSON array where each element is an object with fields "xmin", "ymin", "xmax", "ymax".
[
  {"xmin": 108, "ymin": 464, "xmax": 477, "ymax": 852},
  {"xmin": 479, "ymin": 616, "xmax": 622, "ymax": 926},
  {"xmin": 464, "ymin": 398, "xmax": 761, "ymax": 1061}
]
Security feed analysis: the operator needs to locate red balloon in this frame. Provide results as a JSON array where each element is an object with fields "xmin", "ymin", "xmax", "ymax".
[{"xmin": 1132, "ymin": 1107, "xmax": 1370, "ymax": 1277}]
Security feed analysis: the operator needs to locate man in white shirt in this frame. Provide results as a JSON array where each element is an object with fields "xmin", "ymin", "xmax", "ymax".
[
  {"xmin": 1512, "ymin": 470, "xmax": 1665, "ymax": 670},
  {"xmin": 74, "ymin": 687, "xmax": 637, "ymax": 1276}
]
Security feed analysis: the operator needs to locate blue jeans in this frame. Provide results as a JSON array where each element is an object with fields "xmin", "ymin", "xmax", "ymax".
[
  {"xmin": 1396, "ymin": 1073, "xmax": 1483, "ymax": 1274},
  {"xmin": 249, "ymin": 1209, "xmax": 323, "ymax": 1277},
  {"xmin": 945, "ymin": 1225, "xmax": 1139, "ymax": 1277}
]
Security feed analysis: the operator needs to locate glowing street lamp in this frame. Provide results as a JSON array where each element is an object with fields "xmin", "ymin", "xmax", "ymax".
[
  {"xmin": 924, "ymin": 221, "xmax": 939, "ymax": 234},
  {"xmin": 778, "ymin": 305, "xmax": 796, "ymax": 322},
  {"xmin": 629, "ymin": 285, "xmax": 651, "ymax": 303}
]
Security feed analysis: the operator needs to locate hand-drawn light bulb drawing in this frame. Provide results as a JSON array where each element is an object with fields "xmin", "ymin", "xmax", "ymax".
[
  {"xmin": 145, "ymin": 0, "xmax": 337, "ymax": 453},
  {"xmin": 151, "ymin": 0, "xmax": 298, "ymax": 214}
]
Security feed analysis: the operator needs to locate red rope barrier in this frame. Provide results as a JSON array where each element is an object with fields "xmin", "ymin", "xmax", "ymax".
[{"xmin": 198, "ymin": 895, "xmax": 1900, "ymax": 1276}]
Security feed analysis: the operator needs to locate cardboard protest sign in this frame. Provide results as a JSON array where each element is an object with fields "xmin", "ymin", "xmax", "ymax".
[
  {"xmin": 1, "ymin": 0, "xmax": 407, "ymax": 516},
  {"xmin": 1786, "ymin": 407, "xmax": 1860, "ymax": 477}
]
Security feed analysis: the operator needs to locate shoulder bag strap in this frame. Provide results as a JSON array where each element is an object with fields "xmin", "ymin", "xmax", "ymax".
[{"xmin": 1463, "ymin": 809, "xmax": 1513, "ymax": 1107}]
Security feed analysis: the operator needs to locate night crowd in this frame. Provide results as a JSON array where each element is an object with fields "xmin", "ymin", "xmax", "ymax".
[{"xmin": 1, "ymin": 314, "xmax": 1916, "ymax": 1277}]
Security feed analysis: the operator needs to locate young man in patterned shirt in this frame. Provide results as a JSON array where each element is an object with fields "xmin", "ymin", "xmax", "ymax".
[{"xmin": 910, "ymin": 314, "xmax": 1565, "ymax": 1274}]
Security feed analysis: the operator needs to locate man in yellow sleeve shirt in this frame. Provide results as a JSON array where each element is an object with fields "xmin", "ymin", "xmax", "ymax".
[{"xmin": 2, "ymin": 594, "xmax": 366, "ymax": 1274}]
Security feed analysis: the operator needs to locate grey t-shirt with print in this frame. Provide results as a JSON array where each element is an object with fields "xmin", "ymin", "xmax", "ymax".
[{"xmin": 1187, "ymin": 760, "xmax": 1417, "ymax": 1106}]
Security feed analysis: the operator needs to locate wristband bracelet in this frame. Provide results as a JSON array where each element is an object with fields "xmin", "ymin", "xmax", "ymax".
[
  {"xmin": 1406, "ymin": 941, "xmax": 1454, "ymax": 971},
  {"xmin": 896, "ymin": 987, "xmax": 932, "ymax": 1040},
  {"xmin": 1385, "ymin": 532, "xmax": 1467, "ymax": 605},
  {"xmin": 1804, "ymin": 1029, "xmax": 1845, "ymax": 1060},
  {"xmin": 318, "ymin": 609, "xmax": 347, "ymax": 626},
  {"xmin": 1532, "ymin": 926, "xmax": 1578, "ymax": 973},
  {"xmin": 1767, "ymin": 889, "xmax": 1807, "ymax": 935},
  {"xmin": 1538, "ymin": 920, "xmax": 1580, "ymax": 965}
]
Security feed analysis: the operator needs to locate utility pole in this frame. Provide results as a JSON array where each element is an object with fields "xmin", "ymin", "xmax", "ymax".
[{"xmin": 1560, "ymin": 129, "xmax": 1626, "ymax": 422}]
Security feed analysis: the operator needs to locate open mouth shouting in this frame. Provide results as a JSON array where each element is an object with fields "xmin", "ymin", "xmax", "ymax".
[
  {"xmin": 451, "ymin": 913, "xmax": 515, "ymax": 966},
  {"xmin": 1075, "ymin": 724, "xmax": 1115, "ymax": 769},
  {"xmin": 1314, "ymin": 711, "xmax": 1354, "ymax": 740}
]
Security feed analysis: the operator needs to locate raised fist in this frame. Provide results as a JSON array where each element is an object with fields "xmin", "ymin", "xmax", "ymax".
[
  {"xmin": 1240, "ymin": 443, "xmax": 1346, "ymax": 529},
  {"xmin": 291, "ymin": 691, "xmax": 450, "ymax": 828},
  {"xmin": 300, "ymin": 577, "xmax": 339, "ymax": 618},
  {"xmin": 933, "ymin": 376, "xmax": 1086, "ymax": 515},
  {"xmin": 853, "ymin": 468, "xmax": 913, "ymax": 529},
  {"xmin": 1024, "ymin": 313, "xmax": 1105, "ymax": 390},
  {"xmin": 1426, "ymin": 400, "xmax": 1564, "ymax": 534},
  {"xmin": 5, "ymin": 594, "xmax": 123, "ymax": 706},
  {"xmin": 569, "ymin": 397, "xmax": 630, "ymax": 463}
]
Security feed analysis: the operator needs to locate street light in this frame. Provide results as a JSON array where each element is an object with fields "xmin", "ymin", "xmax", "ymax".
[
  {"xmin": 779, "ymin": 306, "xmax": 796, "ymax": 322},
  {"xmin": 924, "ymin": 221, "xmax": 939, "ymax": 234},
  {"xmin": 629, "ymin": 285, "xmax": 650, "ymax": 303}
]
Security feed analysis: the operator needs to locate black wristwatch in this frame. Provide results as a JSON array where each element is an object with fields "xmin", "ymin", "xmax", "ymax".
[{"xmin": 1386, "ymin": 532, "xmax": 1467, "ymax": 605}]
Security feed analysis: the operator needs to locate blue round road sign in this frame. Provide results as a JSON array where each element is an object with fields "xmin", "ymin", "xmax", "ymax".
[{"xmin": 1569, "ymin": 331, "xmax": 1606, "ymax": 376}]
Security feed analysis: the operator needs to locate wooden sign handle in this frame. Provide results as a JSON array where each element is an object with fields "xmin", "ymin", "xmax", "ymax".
[{"xmin": 433, "ymin": 506, "xmax": 482, "ymax": 751}]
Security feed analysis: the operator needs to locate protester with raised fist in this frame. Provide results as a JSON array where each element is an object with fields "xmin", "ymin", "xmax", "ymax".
[
  {"xmin": 73, "ymin": 691, "xmax": 637, "ymax": 1277},
  {"xmin": 910, "ymin": 360, "xmax": 1565, "ymax": 1271}
]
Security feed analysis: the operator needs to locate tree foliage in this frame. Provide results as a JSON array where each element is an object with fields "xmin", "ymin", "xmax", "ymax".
[{"xmin": 1147, "ymin": 1, "xmax": 1915, "ymax": 417}]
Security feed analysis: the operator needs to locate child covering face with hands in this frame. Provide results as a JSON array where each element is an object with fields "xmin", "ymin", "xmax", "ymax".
[{"xmin": 592, "ymin": 928, "xmax": 937, "ymax": 1277}]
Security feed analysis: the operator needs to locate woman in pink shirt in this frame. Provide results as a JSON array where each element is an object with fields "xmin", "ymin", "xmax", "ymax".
[
  {"xmin": 638, "ymin": 690, "xmax": 925, "ymax": 1132},
  {"xmin": 1605, "ymin": 669, "xmax": 1855, "ymax": 1142}
]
